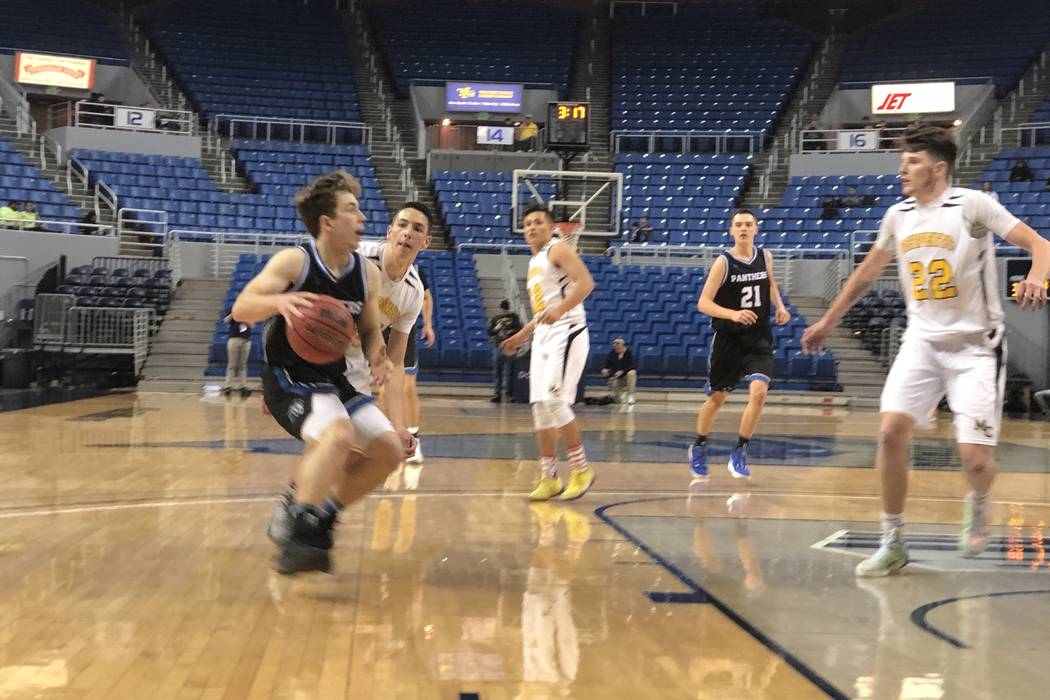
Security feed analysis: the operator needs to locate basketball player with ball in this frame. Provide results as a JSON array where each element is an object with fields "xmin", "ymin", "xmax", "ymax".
[{"xmin": 232, "ymin": 171, "xmax": 407, "ymax": 575}]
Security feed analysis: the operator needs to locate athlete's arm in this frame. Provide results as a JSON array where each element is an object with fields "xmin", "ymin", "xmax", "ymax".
[
  {"xmin": 765, "ymin": 250, "xmax": 791, "ymax": 326},
  {"xmin": 1001, "ymin": 221, "xmax": 1050, "ymax": 309},
  {"xmin": 231, "ymin": 248, "xmax": 316, "ymax": 325},
  {"xmin": 801, "ymin": 246, "xmax": 895, "ymax": 353},
  {"xmin": 696, "ymin": 256, "xmax": 755, "ymax": 324},
  {"xmin": 357, "ymin": 260, "xmax": 391, "ymax": 386},
  {"xmin": 541, "ymin": 241, "xmax": 595, "ymax": 324},
  {"xmin": 421, "ymin": 289, "xmax": 435, "ymax": 346},
  {"xmin": 383, "ymin": 328, "xmax": 412, "ymax": 452}
]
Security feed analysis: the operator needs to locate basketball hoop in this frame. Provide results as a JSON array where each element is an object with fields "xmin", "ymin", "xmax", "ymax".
[{"xmin": 552, "ymin": 221, "xmax": 582, "ymax": 249}]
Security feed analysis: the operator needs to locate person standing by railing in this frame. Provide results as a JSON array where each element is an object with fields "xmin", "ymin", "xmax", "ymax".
[{"xmin": 223, "ymin": 314, "xmax": 252, "ymax": 398}]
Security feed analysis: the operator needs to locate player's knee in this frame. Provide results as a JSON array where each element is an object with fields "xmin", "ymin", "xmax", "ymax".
[
  {"xmin": 370, "ymin": 431, "xmax": 402, "ymax": 470},
  {"xmin": 707, "ymin": 391, "xmax": 728, "ymax": 407},
  {"xmin": 319, "ymin": 419, "xmax": 356, "ymax": 454},
  {"xmin": 749, "ymin": 382, "xmax": 768, "ymax": 403},
  {"xmin": 877, "ymin": 421, "xmax": 910, "ymax": 450}
]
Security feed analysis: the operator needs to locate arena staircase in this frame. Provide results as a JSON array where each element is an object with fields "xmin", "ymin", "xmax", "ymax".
[
  {"xmin": 138, "ymin": 279, "xmax": 228, "ymax": 392},
  {"xmin": 342, "ymin": 8, "xmax": 449, "ymax": 248},
  {"xmin": 741, "ymin": 33, "xmax": 845, "ymax": 210}
]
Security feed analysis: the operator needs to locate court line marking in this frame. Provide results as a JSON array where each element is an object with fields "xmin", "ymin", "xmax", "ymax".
[
  {"xmin": 595, "ymin": 496, "xmax": 848, "ymax": 700},
  {"xmin": 910, "ymin": 589, "xmax": 1050, "ymax": 648},
  {"xmin": 1, "ymin": 490, "xmax": 1048, "ymax": 519}
]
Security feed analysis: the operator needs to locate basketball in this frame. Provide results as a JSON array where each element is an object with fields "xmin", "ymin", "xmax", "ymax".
[{"xmin": 285, "ymin": 295, "xmax": 356, "ymax": 365}]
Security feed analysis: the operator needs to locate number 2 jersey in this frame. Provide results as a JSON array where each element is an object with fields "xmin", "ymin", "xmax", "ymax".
[
  {"xmin": 527, "ymin": 238, "xmax": 586, "ymax": 324},
  {"xmin": 874, "ymin": 187, "xmax": 1019, "ymax": 340},
  {"xmin": 711, "ymin": 247, "xmax": 771, "ymax": 335}
]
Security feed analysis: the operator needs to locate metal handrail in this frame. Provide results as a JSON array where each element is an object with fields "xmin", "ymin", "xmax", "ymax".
[
  {"xmin": 0, "ymin": 218, "xmax": 115, "ymax": 236},
  {"xmin": 610, "ymin": 129, "xmax": 761, "ymax": 154},
  {"xmin": 798, "ymin": 126, "xmax": 909, "ymax": 154},
  {"xmin": 69, "ymin": 101, "xmax": 197, "ymax": 135},
  {"xmin": 210, "ymin": 113, "xmax": 372, "ymax": 149}
]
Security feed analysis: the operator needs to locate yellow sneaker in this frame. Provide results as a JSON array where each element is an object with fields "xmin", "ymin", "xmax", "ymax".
[
  {"xmin": 529, "ymin": 475, "xmax": 564, "ymax": 501},
  {"xmin": 558, "ymin": 467, "xmax": 595, "ymax": 501}
]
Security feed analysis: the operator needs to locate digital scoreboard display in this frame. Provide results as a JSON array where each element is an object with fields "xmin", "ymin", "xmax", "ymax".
[{"xmin": 546, "ymin": 101, "xmax": 589, "ymax": 150}]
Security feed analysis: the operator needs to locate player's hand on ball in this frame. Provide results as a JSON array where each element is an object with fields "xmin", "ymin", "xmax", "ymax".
[
  {"xmin": 732, "ymin": 309, "xmax": 758, "ymax": 325},
  {"xmin": 276, "ymin": 292, "xmax": 318, "ymax": 325},
  {"xmin": 775, "ymin": 307, "xmax": 791, "ymax": 326},
  {"xmin": 801, "ymin": 319, "xmax": 831, "ymax": 355},
  {"xmin": 1015, "ymin": 278, "xmax": 1048, "ymax": 309}
]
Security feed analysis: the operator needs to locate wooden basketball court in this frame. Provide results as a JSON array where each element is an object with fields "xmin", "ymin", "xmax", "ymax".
[{"xmin": 2, "ymin": 392, "xmax": 1049, "ymax": 699}]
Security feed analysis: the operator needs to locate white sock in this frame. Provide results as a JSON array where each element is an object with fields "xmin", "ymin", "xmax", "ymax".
[
  {"xmin": 566, "ymin": 444, "xmax": 588, "ymax": 472},
  {"xmin": 540, "ymin": 456, "xmax": 558, "ymax": 479},
  {"xmin": 880, "ymin": 512, "xmax": 904, "ymax": 545}
]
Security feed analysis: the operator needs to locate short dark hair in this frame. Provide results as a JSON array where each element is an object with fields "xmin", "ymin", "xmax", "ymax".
[
  {"xmin": 499, "ymin": 299, "xmax": 510, "ymax": 310},
  {"xmin": 899, "ymin": 123, "xmax": 956, "ymax": 174},
  {"xmin": 396, "ymin": 201, "xmax": 432, "ymax": 230},
  {"xmin": 523, "ymin": 203, "xmax": 553, "ymax": 221},
  {"xmin": 294, "ymin": 170, "xmax": 362, "ymax": 238},
  {"xmin": 731, "ymin": 208, "xmax": 757, "ymax": 222}
]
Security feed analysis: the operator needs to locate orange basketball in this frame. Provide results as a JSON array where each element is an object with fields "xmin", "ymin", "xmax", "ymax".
[{"xmin": 286, "ymin": 295, "xmax": 356, "ymax": 365}]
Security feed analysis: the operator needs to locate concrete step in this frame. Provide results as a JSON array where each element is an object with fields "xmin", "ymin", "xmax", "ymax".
[
  {"xmin": 156, "ymin": 331, "xmax": 214, "ymax": 345},
  {"xmin": 155, "ymin": 319, "xmax": 219, "ymax": 333},
  {"xmin": 150, "ymin": 340, "xmax": 210, "ymax": 355}
]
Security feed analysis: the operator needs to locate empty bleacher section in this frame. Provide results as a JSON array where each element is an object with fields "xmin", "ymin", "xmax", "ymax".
[
  {"xmin": 71, "ymin": 144, "xmax": 387, "ymax": 236},
  {"xmin": 586, "ymin": 256, "xmax": 836, "ymax": 388},
  {"xmin": 0, "ymin": 137, "xmax": 81, "ymax": 230},
  {"xmin": 1, "ymin": 0, "xmax": 127, "ymax": 62},
  {"xmin": 839, "ymin": 0, "xmax": 1048, "ymax": 98},
  {"xmin": 56, "ymin": 263, "xmax": 172, "ymax": 314},
  {"xmin": 207, "ymin": 250, "xmax": 489, "ymax": 379},
  {"xmin": 615, "ymin": 153, "xmax": 751, "ymax": 246},
  {"xmin": 978, "ymin": 148, "xmax": 1050, "ymax": 235},
  {"xmin": 139, "ymin": 1, "xmax": 361, "ymax": 124},
  {"xmin": 370, "ymin": 0, "xmax": 578, "ymax": 97},
  {"xmin": 433, "ymin": 170, "xmax": 556, "ymax": 246},
  {"xmin": 611, "ymin": 3, "xmax": 814, "ymax": 144}
]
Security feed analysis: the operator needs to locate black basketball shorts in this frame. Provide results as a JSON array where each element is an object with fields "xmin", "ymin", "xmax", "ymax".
[{"xmin": 707, "ymin": 330, "xmax": 773, "ymax": 393}]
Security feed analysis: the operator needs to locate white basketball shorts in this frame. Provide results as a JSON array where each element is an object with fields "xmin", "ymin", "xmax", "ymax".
[
  {"xmin": 529, "ymin": 320, "xmax": 589, "ymax": 405},
  {"xmin": 880, "ymin": 330, "xmax": 1006, "ymax": 445}
]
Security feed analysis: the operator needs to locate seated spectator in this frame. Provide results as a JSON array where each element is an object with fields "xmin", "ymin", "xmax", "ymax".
[
  {"xmin": 1010, "ymin": 159, "xmax": 1035, "ymax": 182},
  {"xmin": 20, "ymin": 202, "xmax": 40, "ymax": 231},
  {"xmin": 514, "ymin": 115, "xmax": 539, "ymax": 152},
  {"xmin": 629, "ymin": 215, "xmax": 654, "ymax": 243},
  {"xmin": 602, "ymin": 337, "xmax": 637, "ymax": 405},
  {"xmin": 980, "ymin": 181, "xmax": 1000, "ymax": 201},
  {"xmin": 820, "ymin": 196, "xmax": 839, "ymax": 219},
  {"xmin": 840, "ymin": 186, "xmax": 863, "ymax": 207},
  {"xmin": 803, "ymin": 118, "xmax": 825, "ymax": 150},
  {"xmin": 0, "ymin": 201, "xmax": 20, "ymax": 227},
  {"xmin": 79, "ymin": 210, "xmax": 98, "ymax": 235}
]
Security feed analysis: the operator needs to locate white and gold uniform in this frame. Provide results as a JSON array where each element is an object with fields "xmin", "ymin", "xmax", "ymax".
[
  {"xmin": 527, "ymin": 238, "xmax": 589, "ymax": 405},
  {"xmin": 344, "ymin": 240, "xmax": 425, "ymax": 394},
  {"xmin": 874, "ymin": 187, "xmax": 1019, "ymax": 444}
]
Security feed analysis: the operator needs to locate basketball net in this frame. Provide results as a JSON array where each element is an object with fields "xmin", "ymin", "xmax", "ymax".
[{"xmin": 552, "ymin": 221, "xmax": 582, "ymax": 249}]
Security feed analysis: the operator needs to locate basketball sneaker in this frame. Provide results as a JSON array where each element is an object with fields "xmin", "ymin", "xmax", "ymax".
[
  {"xmin": 274, "ymin": 505, "xmax": 332, "ymax": 575},
  {"xmin": 529, "ymin": 474, "xmax": 564, "ymax": 501},
  {"xmin": 559, "ymin": 467, "xmax": 595, "ymax": 501},
  {"xmin": 266, "ymin": 488, "xmax": 296, "ymax": 546},
  {"xmin": 855, "ymin": 539, "xmax": 909, "ymax": 577},
  {"xmin": 727, "ymin": 447, "xmax": 751, "ymax": 479},
  {"xmin": 688, "ymin": 444, "xmax": 708, "ymax": 478},
  {"xmin": 959, "ymin": 491, "xmax": 990, "ymax": 558}
]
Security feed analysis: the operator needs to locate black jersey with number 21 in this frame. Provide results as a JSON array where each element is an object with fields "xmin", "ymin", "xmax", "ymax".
[{"xmin": 712, "ymin": 248, "xmax": 771, "ymax": 334}]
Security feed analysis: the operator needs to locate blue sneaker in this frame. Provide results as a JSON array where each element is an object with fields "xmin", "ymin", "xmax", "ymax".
[
  {"xmin": 727, "ymin": 447, "xmax": 751, "ymax": 479},
  {"xmin": 688, "ymin": 443, "xmax": 708, "ymax": 478}
]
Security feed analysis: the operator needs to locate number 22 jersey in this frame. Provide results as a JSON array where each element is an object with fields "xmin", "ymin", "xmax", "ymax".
[{"xmin": 874, "ymin": 187, "xmax": 1018, "ymax": 339}]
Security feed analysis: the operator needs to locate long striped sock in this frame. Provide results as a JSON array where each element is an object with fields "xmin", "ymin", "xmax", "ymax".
[
  {"xmin": 540, "ymin": 456, "xmax": 558, "ymax": 479},
  {"xmin": 567, "ymin": 444, "xmax": 588, "ymax": 472}
]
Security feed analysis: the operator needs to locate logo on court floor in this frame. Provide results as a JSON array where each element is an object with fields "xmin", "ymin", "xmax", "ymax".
[{"xmin": 813, "ymin": 530, "xmax": 1047, "ymax": 573}]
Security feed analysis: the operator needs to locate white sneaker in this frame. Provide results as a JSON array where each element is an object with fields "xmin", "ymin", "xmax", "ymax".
[
  {"xmin": 855, "ymin": 539, "xmax": 909, "ymax": 577},
  {"xmin": 627, "ymin": 394, "xmax": 636, "ymax": 405},
  {"xmin": 406, "ymin": 439, "xmax": 423, "ymax": 464}
]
